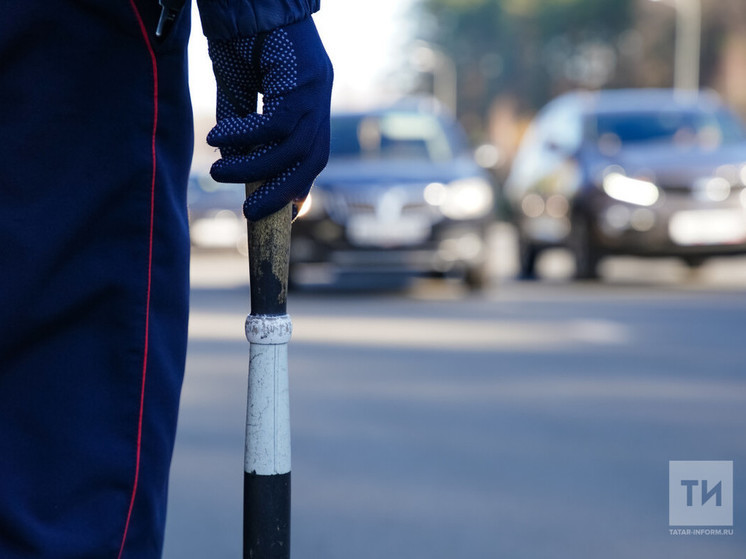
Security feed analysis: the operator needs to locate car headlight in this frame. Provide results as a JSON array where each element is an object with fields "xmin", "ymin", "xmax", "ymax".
[
  {"xmin": 602, "ymin": 172, "xmax": 660, "ymax": 207},
  {"xmin": 425, "ymin": 177, "xmax": 494, "ymax": 219},
  {"xmin": 295, "ymin": 189, "xmax": 326, "ymax": 220}
]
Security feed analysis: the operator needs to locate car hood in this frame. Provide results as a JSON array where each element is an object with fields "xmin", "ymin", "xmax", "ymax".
[
  {"xmin": 188, "ymin": 188, "xmax": 244, "ymax": 214},
  {"xmin": 594, "ymin": 143, "xmax": 746, "ymax": 187},
  {"xmin": 316, "ymin": 157, "xmax": 485, "ymax": 189}
]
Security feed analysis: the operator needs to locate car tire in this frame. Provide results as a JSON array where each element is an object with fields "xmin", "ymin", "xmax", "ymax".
[
  {"xmin": 464, "ymin": 261, "xmax": 489, "ymax": 291},
  {"xmin": 570, "ymin": 215, "xmax": 602, "ymax": 280},
  {"xmin": 682, "ymin": 255, "xmax": 706, "ymax": 269},
  {"xmin": 287, "ymin": 263, "xmax": 300, "ymax": 291},
  {"xmin": 517, "ymin": 231, "xmax": 540, "ymax": 280}
]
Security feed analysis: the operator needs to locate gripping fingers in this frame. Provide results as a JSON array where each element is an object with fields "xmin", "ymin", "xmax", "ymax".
[
  {"xmin": 207, "ymin": 98, "xmax": 306, "ymax": 150},
  {"xmin": 242, "ymin": 164, "xmax": 301, "ymax": 222},
  {"xmin": 209, "ymin": 105, "xmax": 326, "ymax": 182},
  {"xmin": 242, "ymin": 146, "xmax": 328, "ymax": 222}
]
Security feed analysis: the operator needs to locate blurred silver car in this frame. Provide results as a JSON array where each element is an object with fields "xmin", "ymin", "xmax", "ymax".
[
  {"xmin": 291, "ymin": 99, "xmax": 496, "ymax": 289},
  {"xmin": 505, "ymin": 89, "xmax": 746, "ymax": 279}
]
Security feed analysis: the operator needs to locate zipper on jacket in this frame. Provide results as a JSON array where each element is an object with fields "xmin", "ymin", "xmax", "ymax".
[{"xmin": 155, "ymin": 0, "xmax": 186, "ymax": 39}]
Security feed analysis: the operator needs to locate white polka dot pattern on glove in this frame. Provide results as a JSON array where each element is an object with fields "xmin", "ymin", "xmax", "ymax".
[{"xmin": 206, "ymin": 17, "xmax": 333, "ymax": 221}]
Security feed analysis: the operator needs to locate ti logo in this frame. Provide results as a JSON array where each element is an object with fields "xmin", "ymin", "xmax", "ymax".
[{"xmin": 669, "ymin": 461, "xmax": 733, "ymax": 527}]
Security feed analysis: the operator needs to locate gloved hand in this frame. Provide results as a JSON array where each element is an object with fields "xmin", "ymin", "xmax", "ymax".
[{"xmin": 206, "ymin": 17, "xmax": 333, "ymax": 221}]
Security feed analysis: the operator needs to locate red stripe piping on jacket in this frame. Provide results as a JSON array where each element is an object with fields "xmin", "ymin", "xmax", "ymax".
[{"xmin": 118, "ymin": 2, "xmax": 158, "ymax": 557}]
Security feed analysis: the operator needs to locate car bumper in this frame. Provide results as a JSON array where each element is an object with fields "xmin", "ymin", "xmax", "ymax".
[
  {"xmin": 290, "ymin": 218, "xmax": 491, "ymax": 278},
  {"xmin": 592, "ymin": 191, "xmax": 746, "ymax": 257}
]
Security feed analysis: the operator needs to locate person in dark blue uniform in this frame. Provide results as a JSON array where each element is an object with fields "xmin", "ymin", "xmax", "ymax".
[{"xmin": 0, "ymin": 1, "xmax": 332, "ymax": 557}]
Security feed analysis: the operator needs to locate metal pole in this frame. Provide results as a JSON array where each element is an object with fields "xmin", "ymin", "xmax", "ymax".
[
  {"xmin": 243, "ymin": 181, "xmax": 293, "ymax": 559},
  {"xmin": 650, "ymin": 0, "xmax": 701, "ymax": 96},
  {"xmin": 412, "ymin": 42, "xmax": 458, "ymax": 115},
  {"xmin": 673, "ymin": 0, "xmax": 701, "ymax": 94}
]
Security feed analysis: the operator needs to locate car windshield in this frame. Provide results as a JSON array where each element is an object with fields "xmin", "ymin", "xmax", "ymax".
[
  {"xmin": 330, "ymin": 112, "xmax": 455, "ymax": 162},
  {"xmin": 590, "ymin": 109, "xmax": 746, "ymax": 151}
]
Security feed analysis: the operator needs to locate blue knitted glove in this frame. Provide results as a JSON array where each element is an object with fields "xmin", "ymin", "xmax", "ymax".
[{"xmin": 206, "ymin": 17, "xmax": 333, "ymax": 221}]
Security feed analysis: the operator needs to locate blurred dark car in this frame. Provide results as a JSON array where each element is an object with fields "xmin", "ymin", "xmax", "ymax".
[
  {"xmin": 291, "ymin": 99, "xmax": 496, "ymax": 288},
  {"xmin": 504, "ymin": 89, "xmax": 746, "ymax": 279},
  {"xmin": 188, "ymin": 174, "xmax": 246, "ymax": 253}
]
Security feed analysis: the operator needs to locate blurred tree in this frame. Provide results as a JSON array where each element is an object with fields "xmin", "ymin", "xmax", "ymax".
[
  {"xmin": 417, "ymin": 0, "xmax": 633, "ymax": 121},
  {"xmin": 415, "ymin": 0, "xmax": 746, "ymax": 159},
  {"xmin": 638, "ymin": 0, "xmax": 746, "ymax": 115}
]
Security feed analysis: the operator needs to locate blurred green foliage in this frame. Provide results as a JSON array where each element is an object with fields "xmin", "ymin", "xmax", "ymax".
[
  {"xmin": 419, "ymin": 0, "xmax": 633, "ymax": 120},
  {"xmin": 414, "ymin": 0, "xmax": 746, "ymax": 155}
]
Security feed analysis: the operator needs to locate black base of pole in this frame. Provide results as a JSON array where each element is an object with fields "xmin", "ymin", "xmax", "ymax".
[{"xmin": 243, "ymin": 471, "xmax": 291, "ymax": 559}]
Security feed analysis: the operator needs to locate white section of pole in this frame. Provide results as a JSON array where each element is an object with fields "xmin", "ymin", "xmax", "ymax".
[
  {"xmin": 246, "ymin": 314, "xmax": 293, "ymax": 345},
  {"xmin": 244, "ymin": 332, "xmax": 292, "ymax": 476}
]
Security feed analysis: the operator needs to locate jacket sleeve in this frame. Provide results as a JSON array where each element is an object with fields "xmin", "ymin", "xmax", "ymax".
[{"xmin": 196, "ymin": 0, "xmax": 321, "ymax": 40}]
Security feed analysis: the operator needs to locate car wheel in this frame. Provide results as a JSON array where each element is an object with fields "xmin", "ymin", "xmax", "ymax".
[
  {"xmin": 517, "ymin": 232, "xmax": 540, "ymax": 280},
  {"xmin": 682, "ymin": 255, "xmax": 706, "ymax": 269},
  {"xmin": 464, "ymin": 261, "xmax": 489, "ymax": 291},
  {"xmin": 570, "ymin": 215, "xmax": 602, "ymax": 280},
  {"xmin": 287, "ymin": 263, "xmax": 300, "ymax": 291}
]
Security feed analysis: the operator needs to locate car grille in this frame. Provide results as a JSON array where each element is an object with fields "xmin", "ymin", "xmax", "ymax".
[
  {"xmin": 324, "ymin": 187, "xmax": 441, "ymax": 224},
  {"xmin": 658, "ymin": 182, "xmax": 744, "ymax": 200},
  {"xmin": 658, "ymin": 184, "xmax": 691, "ymax": 194}
]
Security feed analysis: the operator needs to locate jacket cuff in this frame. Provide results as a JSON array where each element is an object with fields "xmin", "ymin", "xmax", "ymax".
[{"xmin": 197, "ymin": 0, "xmax": 320, "ymax": 40}]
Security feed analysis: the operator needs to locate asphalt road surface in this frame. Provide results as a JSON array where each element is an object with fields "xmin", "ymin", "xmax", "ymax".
[{"xmin": 163, "ymin": 244, "xmax": 746, "ymax": 558}]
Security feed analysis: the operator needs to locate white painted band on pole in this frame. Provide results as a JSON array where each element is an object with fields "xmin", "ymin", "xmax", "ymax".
[
  {"xmin": 245, "ymin": 314, "xmax": 293, "ymax": 345},
  {"xmin": 245, "ymin": 342, "xmax": 291, "ymax": 475}
]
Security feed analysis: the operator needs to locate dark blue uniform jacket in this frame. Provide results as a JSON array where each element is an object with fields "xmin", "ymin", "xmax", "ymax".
[{"xmin": 0, "ymin": 1, "xmax": 317, "ymax": 557}]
